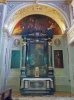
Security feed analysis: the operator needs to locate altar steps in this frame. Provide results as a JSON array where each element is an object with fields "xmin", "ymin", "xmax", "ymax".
[{"xmin": 20, "ymin": 88, "xmax": 54, "ymax": 96}]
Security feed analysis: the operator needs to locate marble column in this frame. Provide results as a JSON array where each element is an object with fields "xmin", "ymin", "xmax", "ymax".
[
  {"xmin": 22, "ymin": 42, "xmax": 26, "ymax": 67},
  {"xmin": 48, "ymin": 41, "xmax": 52, "ymax": 67},
  {"xmin": 0, "ymin": 4, "xmax": 7, "ymax": 91}
]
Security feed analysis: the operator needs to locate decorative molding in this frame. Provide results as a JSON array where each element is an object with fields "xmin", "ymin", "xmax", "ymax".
[
  {"xmin": 67, "ymin": 32, "xmax": 74, "ymax": 44},
  {"xmin": 53, "ymin": 2, "xmax": 69, "ymax": 17},
  {"xmin": 67, "ymin": 24, "xmax": 74, "ymax": 44},
  {"xmin": 0, "ymin": 0, "xmax": 7, "ymax": 3},
  {"xmin": 7, "ymin": 2, "xmax": 24, "ymax": 14},
  {"xmin": 67, "ymin": 0, "xmax": 72, "ymax": 3},
  {"xmin": 54, "ymin": 38, "xmax": 61, "ymax": 47},
  {"xmin": 13, "ymin": 39, "xmax": 20, "ymax": 47}
]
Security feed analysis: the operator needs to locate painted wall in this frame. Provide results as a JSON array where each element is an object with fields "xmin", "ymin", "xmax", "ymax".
[
  {"xmin": 68, "ymin": 44, "xmax": 74, "ymax": 93},
  {"xmin": 52, "ymin": 35, "xmax": 71, "ymax": 92},
  {"xmin": 0, "ymin": 0, "xmax": 73, "ymax": 93},
  {"xmin": 6, "ymin": 36, "xmax": 22, "ymax": 91},
  {"xmin": 6, "ymin": 35, "xmax": 71, "ymax": 92}
]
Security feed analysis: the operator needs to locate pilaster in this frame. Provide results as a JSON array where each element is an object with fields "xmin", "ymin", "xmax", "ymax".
[
  {"xmin": 0, "ymin": 3, "xmax": 7, "ymax": 91},
  {"xmin": 67, "ymin": 24, "xmax": 74, "ymax": 44}
]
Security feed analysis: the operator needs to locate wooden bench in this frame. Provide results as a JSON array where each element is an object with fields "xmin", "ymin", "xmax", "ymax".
[{"xmin": 0, "ymin": 88, "xmax": 13, "ymax": 100}]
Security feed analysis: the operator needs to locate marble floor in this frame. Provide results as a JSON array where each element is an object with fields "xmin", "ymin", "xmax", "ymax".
[
  {"xmin": 12, "ymin": 91, "xmax": 74, "ymax": 97},
  {"xmin": 12, "ymin": 97, "xmax": 74, "ymax": 100},
  {"xmin": 12, "ymin": 92, "xmax": 74, "ymax": 100}
]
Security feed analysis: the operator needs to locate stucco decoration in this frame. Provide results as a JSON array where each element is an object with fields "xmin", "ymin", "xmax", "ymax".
[
  {"xmin": 7, "ymin": 2, "xmax": 24, "ymax": 14},
  {"xmin": 5, "ymin": 3, "xmax": 66, "ymax": 35}
]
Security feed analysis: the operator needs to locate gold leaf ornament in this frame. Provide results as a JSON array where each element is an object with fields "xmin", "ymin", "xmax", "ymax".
[{"xmin": 0, "ymin": 0, "xmax": 7, "ymax": 3}]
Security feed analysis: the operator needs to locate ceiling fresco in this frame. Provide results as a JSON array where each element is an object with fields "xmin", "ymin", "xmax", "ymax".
[{"xmin": 12, "ymin": 14, "xmax": 62, "ymax": 35}]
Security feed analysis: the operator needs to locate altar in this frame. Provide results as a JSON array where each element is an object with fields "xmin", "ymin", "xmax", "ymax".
[
  {"xmin": 20, "ymin": 30, "xmax": 55, "ymax": 95},
  {"xmin": 20, "ymin": 75, "xmax": 55, "ymax": 95}
]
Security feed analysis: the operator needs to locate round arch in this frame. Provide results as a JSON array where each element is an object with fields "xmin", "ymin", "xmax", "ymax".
[{"xmin": 4, "ymin": 3, "xmax": 70, "ymax": 35}]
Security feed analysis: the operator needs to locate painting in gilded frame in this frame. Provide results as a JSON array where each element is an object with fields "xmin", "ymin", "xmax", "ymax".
[{"xmin": 54, "ymin": 50, "xmax": 63, "ymax": 68}]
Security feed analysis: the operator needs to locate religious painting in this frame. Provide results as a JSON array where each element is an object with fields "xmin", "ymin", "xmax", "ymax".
[
  {"xmin": 26, "ymin": 42, "xmax": 47, "ymax": 77},
  {"xmin": 12, "ymin": 15, "xmax": 62, "ymax": 35},
  {"xmin": 54, "ymin": 50, "xmax": 63, "ymax": 68},
  {"xmin": 11, "ymin": 50, "xmax": 20, "ymax": 68},
  {"xmin": 30, "ymin": 43, "xmax": 44, "ymax": 66}
]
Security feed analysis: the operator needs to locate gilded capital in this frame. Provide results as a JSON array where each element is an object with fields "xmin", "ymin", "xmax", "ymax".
[
  {"xmin": 48, "ymin": 42, "xmax": 52, "ymax": 46},
  {"xmin": 22, "ymin": 42, "xmax": 26, "ymax": 46}
]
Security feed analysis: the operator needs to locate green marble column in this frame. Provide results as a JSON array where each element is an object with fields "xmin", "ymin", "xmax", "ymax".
[
  {"xmin": 22, "ymin": 42, "xmax": 26, "ymax": 67},
  {"xmin": 48, "ymin": 42, "xmax": 52, "ymax": 67}
]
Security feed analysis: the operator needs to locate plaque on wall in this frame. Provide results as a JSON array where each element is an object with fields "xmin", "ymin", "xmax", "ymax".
[
  {"xmin": 54, "ymin": 38, "xmax": 61, "ymax": 47},
  {"xmin": 14, "ymin": 39, "xmax": 20, "ymax": 47}
]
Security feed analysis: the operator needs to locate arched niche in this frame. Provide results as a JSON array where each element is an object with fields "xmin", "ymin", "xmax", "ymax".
[{"xmin": 4, "ymin": 3, "xmax": 69, "ymax": 35}]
